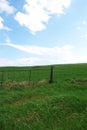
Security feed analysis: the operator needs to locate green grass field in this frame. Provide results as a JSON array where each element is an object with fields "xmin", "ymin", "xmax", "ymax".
[{"xmin": 0, "ymin": 63, "xmax": 87, "ymax": 130}]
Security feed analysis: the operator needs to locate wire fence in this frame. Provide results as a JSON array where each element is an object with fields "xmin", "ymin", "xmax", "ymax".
[
  {"xmin": 0, "ymin": 65, "xmax": 87, "ymax": 88},
  {"xmin": 0, "ymin": 66, "xmax": 53, "ymax": 88}
]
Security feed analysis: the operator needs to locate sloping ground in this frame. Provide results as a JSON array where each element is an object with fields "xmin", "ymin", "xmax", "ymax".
[{"xmin": 0, "ymin": 64, "xmax": 87, "ymax": 130}]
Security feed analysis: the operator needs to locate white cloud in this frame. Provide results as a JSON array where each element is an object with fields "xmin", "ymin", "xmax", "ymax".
[
  {"xmin": 77, "ymin": 26, "xmax": 81, "ymax": 30},
  {"xmin": 0, "ymin": 43, "xmax": 87, "ymax": 66},
  {"xmin": 15, "ymin": 0, "xmax": 71, "ymax": 34},
  {"xmin": 0, "ymin": 57, "xmax": 52, "ymax": 66},
  {"xmin": 0, "ymin": 16, "xmax": 11, "ymax": 30},
  {"xmin": 82, "ymin": 21, "xmax": 87, "ymax": 25},
  {"xmin": 14, "ymin": 56, "xmax": 87, "ymax": 65},
  {"xmin": 0, "ymin": 58, "xmax": 15, "ymax": 66},
  {"xmin": 0, "ymin": 0, "xmax": 15, "ymax": 14},
  {"xmin": 6, "ymin": 43, "xmax": 73, "ymax": 57},
  {"xmin": 81, "ymin": 34, "xmax": 87, "ymax": 38},
  {"xmin": 0, "ymin": 55, "xmax": 87, "ymax": 66},
  {"xmin": 2, "ymin": 43, "xmax": 74, "ymax": 66},
  {"xmin": 5, "ymin": 36, "xmax": 11, "ymax": 43}
]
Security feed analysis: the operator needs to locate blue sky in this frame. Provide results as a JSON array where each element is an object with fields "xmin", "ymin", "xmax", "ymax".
[{"xmin": 0, "ymin": 0, "xmax": 87, "ymax": 66}]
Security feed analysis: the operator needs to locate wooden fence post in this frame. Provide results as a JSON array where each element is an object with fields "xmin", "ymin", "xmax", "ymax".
[{"xmin": 49, "ymin": 66, "xmax": 53, "ymax": 83}]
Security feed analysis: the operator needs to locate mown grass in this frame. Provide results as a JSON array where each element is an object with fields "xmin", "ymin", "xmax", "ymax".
[{"xmin": 0, "ymin": 63, "xmax": 87, "ymax": 130}]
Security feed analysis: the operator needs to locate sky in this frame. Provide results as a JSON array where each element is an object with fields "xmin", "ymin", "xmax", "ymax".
[{"xmin": 0, "ymin": 0, "xmax": 87, "ymax": 66}]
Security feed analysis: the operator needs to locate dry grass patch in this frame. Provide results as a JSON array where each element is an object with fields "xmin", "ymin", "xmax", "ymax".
[
  {"xmin": 37, "ymin": 79, "xmax": 48, "ymax": 85},
  {"xmin": 4, "ymin": 79, "xmax": 48, "ymax": 89},
  {"xmin": 4, "ymin": 80, "xmax": 34, "ymax": 89},
  {"xmin": 67, "ymin": 79, "xmax": 87, "ymax": 85}
]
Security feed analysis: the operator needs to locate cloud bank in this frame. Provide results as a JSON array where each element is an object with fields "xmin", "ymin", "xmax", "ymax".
[
  {"xmin": 0, "ymin": 43, "xmax": 74, "ymax": 66},
  {"xmin": 15, "ymin": 0, "xmax": 71, "ymax": 33},
  {"xmin": 0, "ymin": 42, "xmax": 87, "ymax": 66},
  {"xmin": 6, "ymin": 43, "xmax": 73, "ymax": 59}
]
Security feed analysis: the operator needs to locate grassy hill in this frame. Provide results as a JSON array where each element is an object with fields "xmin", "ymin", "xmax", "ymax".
[{"xmin": 0, "ymin": 63, "xmax": 87, "ymax": 130}]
